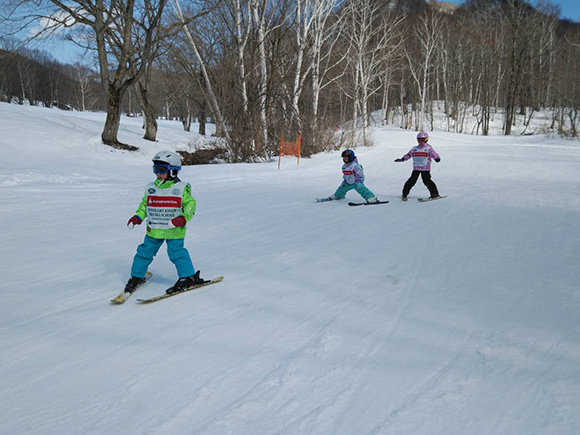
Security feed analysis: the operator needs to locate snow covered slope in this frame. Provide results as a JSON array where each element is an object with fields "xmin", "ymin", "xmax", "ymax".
[{"xmin": 1, "ymin": 102, "xmax": 579, "ymax": 435}]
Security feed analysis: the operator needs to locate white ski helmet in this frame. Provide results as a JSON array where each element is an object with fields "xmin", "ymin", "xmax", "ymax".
[{"xmin": 152, "ymin": 150, "xmax": 182, "ymax": 168}]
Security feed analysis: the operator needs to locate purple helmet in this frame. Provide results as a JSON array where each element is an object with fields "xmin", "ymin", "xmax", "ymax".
[{"xmin": 417, "ymin": 132, "xmax": 429, "ymax": 141}]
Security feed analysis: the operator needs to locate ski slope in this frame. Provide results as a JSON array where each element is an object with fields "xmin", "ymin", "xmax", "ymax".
[{"xmin": 1, "ymin": 102, "xmax": 579, "ymax": 435}]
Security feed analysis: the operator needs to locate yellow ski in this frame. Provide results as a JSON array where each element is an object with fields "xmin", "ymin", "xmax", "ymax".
[{"xmin": 137, "ymin": 276, "xmax": 224, "ymax": 304}]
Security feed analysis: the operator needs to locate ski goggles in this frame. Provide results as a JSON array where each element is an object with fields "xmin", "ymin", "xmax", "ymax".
[{"xmin": 152, "ymin": 164, "xmax": 180, "ymax": 174}]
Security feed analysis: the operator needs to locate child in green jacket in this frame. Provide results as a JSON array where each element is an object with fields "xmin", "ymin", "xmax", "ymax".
[{"xmin": 125, "ymin": 151, "xmax": 205, "ymax": 295}]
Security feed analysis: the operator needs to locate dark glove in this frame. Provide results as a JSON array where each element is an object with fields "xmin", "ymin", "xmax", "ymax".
[
  {"xmin": 127, "ymin": 215, "xmax": 142, "ymax": 229},
  {"xmin": 394, "ymin": 158, "xmax": 404, "ymax": 162},
  {"xmin": 435, "ymin": 158, "xmax": 441, "ymax": 162},
  {"xmin": 171, "ymin": 216, "xmax": 187, "ymax": 228}
]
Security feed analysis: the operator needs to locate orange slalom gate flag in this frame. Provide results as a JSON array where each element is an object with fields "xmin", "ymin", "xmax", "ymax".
[{"xmin": 278, "ymin": 133, "xmax": 301, "ymax": 170}]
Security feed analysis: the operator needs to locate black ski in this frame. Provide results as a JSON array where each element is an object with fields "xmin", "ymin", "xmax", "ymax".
[
  {"xmin": 417, "ymin": 195, "xmax": 448, "ymax": 202},
  {"xmin": 348, "ymin": 200, "xmax": 390, "ymax": 206}
]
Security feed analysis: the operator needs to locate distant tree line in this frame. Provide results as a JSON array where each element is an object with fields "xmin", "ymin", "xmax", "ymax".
[
  {"xmin": 1, "ymin": 0, "xmax": 579, "ymax": 159},
  {"xmin": 0, "ymin": 42, "xmax": 104, "ymax": 110}
]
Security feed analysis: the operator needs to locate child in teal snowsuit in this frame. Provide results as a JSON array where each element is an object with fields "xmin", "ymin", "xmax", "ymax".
[
  {"xmin": 124, "ymin": 151, "xmax": 205, "ymax": 295},
  {"xmin": 331, "ymin": 149, "xmax": 379, "ymax": 202}
]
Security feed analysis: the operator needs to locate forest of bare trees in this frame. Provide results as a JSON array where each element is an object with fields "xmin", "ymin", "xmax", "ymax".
[{"xmin": 1, "ymin": 0, "xmax": 579, "ymax": 161}]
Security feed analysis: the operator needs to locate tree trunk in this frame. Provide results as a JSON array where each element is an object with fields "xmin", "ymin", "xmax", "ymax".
[
  {"xmin": 137, "ymin": 81, "xmax": 158, "ymax": 141},
  {"xmin": 235, "ymin": 0, "xmax": 250, "ymax": 115},
  {"xmin": 251, "ymin": 0, "xmax": 269, "ymax": 154},
  {"xmin": 180, "ymin": 100, "xmax": 191, "ymax": 132},
  {"xmin": 361, "ymin": 65, "xmax": 369, "ymax": 144},
  {"xmin": 351, "ymin": 63, "xmax": 360, "ymax": 144},
  {"xmin": 291, "ymin": 45, "xmax": 305, "ymax": 130},
  {"xmin": 568, "ymin": 108, "xmax": 578, "ymax": 137},
  {"xmin": 198, "ymin": 100, "xmax": 206, "ymax": 136},
  {"xmin": 102, "ymin": 86, "xmax": 138, "ymax": 150}
]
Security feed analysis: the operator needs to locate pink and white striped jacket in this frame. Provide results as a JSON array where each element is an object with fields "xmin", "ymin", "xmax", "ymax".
[
  {"xmin": 401, "ymin": 143, "xmax": 440, "ymax": 171},
  {"xmin": 341, "ymin": 157, "xmax": 365, "ymax": 185}
]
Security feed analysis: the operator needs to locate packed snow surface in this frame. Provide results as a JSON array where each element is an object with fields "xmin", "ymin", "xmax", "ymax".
[{"xmin": 1, "ymin": 102, "xmax": 579, "ymax": 435}]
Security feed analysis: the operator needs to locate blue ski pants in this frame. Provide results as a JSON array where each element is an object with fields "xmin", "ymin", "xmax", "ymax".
[
  {"xmin": 334, "ymin": 182, "xmax": 375, "ymax": 200},
  {"xmin": 131, "ymin": 236, "xmax": 195, "ymax": 279}
]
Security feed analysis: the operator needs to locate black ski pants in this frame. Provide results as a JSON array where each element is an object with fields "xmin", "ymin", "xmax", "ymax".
[{"xmin": 402, "ymin": 170, "xmax": 439, "ymax": 197}]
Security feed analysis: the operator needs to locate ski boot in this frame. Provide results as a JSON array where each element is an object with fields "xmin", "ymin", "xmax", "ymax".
[
  {"xmin": 366, "ymin": 196, "xmax": 380, "ymax": 204},
  {"xmin": 166, "ymin": 271, "xmax": 206, "ymax": 294},
  {"xmin": 125, "ymin": 276, "xmax": 146, "ymax": 294}
]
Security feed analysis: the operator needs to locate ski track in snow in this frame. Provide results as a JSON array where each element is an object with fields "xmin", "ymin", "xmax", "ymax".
[{"xmin": 1, "ymin": 103, "xmax": 580, "ymax": 435}]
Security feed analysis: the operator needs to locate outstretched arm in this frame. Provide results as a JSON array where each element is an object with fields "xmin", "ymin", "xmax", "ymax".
[{"xmin": 395, "ymin": 150, "xmax": 412, "ymax": 162}]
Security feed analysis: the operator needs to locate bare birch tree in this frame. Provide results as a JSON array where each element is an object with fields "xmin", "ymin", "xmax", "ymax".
[
  {"xmin": 170, "ymin": 0, "xmax": 230, "ymax": 141},
  {"xmin": 404, "ymin": 10, "xmax": 442, "ymax": 131},
  {"xmin": 233, "ymin": 0, "xmax": 252, "ymax": 115},
  {"xmin": 342, "ymin": 0, "xmax": 404, "ymax": 144},
  {"xmin": 74, "ymin": 62, "xmax": 92, "ymax": 111},
  {"xmin": 250, "ymin": 0, "xmax": 271, "ymax": 152},
  {"xmin": 306, "ymin": 0, "xmax": 345, "ymax": 129},
  {"xmin": 288, "ymin": 0, "xmax": 343, "ymax": 130}
]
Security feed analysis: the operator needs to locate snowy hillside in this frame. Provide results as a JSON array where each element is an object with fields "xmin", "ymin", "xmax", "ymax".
[{"xmin": 1, "ymin": 102, "xmax": 579, "ymax": 435}]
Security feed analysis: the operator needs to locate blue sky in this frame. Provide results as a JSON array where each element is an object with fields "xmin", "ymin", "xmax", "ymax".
[
  {"xmin": 550, "ymin": 0, "xmax": 580, "ymax": 21},
  {"xmin": 443, "ymin": 0, "xmax": 580, "ymax": 22}
]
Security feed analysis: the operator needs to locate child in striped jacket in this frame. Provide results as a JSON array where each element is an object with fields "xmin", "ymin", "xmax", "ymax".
[
  {"xmin": 329, "ymin": 149, "xmax": 379, "ymax": 203},
  {"xmin": 394, "ymin": 132, "xmax": 441, "ymax": 201}
]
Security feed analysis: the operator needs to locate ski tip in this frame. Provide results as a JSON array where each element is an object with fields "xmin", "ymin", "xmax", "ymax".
[{"xmin": 111, "ymin": 294, "xmax": 129, "ymax": 304}]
